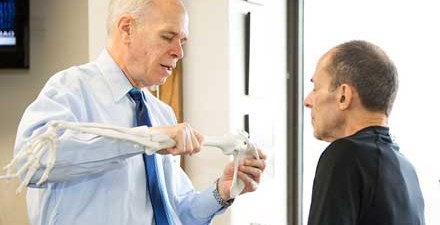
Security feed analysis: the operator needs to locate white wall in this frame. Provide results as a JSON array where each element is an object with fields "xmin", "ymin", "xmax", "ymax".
[
  {"xmin": 88, "ymin": 0, "xmax": 111, "ymax": 60},
  {"xmin": 181, "ymin": 0, "xmax": 232, "ymax": 224},
  {"xmin": 181, "ymin": 0, "xmax": 231, "ymax": 135},
  {"xmin": 0, "ymin": 0, "xmax": 89, "ymax": 224},
  {"xmin": 183, "ymin": 0, "xmax": 287, "ymax": 224}
]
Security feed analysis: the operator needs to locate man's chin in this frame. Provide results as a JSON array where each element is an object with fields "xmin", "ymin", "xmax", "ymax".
[
  {"xmin": 158, "ymin": 77, "xmax": 168, "ymax": 85},
  {"xmin": 313, "ymin": 131, "xmax": 327, "ymax": 142},
  {"xmin": 313, "ymin": 133, "xmax": 323, "ymax": 141},
  {"xmin": 147, "ymin": 76, "xmax": 168, "ymax": 87}
]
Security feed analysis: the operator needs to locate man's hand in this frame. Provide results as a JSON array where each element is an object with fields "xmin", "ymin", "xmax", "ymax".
[
  {"xmin": 217, "ymin": 149, "xmax": 267, "ymax": 201},
  {"xmin": 150, "ymin": 122, "xmax": 204, "ymax": 155}
]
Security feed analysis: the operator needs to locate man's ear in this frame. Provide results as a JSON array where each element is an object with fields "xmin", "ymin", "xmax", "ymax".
[
  {"xmin": 337, "ymin": 84, "xmax": 353, "ymax": 110},
  {"xmin": 116, "ymin": 14, "xmax": 135, "ymax": 44}
]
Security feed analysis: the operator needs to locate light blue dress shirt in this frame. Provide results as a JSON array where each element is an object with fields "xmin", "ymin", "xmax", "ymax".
[{"xmin": 14, "ymin": 50, "xmax": 225, "ymax": 225}]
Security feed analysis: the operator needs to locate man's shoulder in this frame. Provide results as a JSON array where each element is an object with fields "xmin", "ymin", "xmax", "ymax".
[
  {"xmin": 313, "ymin": 136, "xmax": 380, "ymax": 181},
  {"xmin": 330, "ymin": 128, "xmax": 382, "ymax": 153},
  {"xmin": 45, "ymin": 61, "xmax": 101, "ymax": 90},
  {"xmin": 49, "ymin": 61, "xmax": 99, "ymax": 81},
  {"xmin": 321, "ymin": 135, "xmax": 379, "ymax": 165},
  {"xmin": 326, "ymin": 137, "xmax": 366, "ymax": 155}
]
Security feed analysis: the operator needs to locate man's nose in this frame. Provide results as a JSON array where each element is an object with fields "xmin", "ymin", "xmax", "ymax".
[
  {"xmin": 170, "ymin": 41, "xmax": 184, "ymax": 59},
  {"xmin": 304, "ymin": 92, "xmax": 312, "ymax": 108}
]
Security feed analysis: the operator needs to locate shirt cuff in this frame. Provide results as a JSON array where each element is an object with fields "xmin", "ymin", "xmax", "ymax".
[{"xmin": 196, "ymin": 184, "xmax": 228, "ymax": 217}]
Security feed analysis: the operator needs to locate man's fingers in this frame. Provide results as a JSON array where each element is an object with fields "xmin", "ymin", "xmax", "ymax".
[
  {"xmin": 244, "ymin": 158, "xmax": 267, "ymax": 171},
  {"xmin": 194, "ymin": 129, "xmax": 204, "ymax": 145},
  {"xmin": 236, "ymin": 155, "xmax": 267, "ymax": 193},
  {"xmin": 183, "ymin": 125, "xmax": 193, "ymax": 153},
  {"xmin": 257, "ymin": 149, "xmax": 267, "ymax": 160},
  {"xmin": 187, "ymin": 124, "xmax": 201, "ymax": 154},
  {"xmin": 237, "ymin": 171, "xmax": 258, "ymax": 192},
  {"xmin": 175, "ymin": 126, "xmax": 185, "ymax": 153},
  {"xmin": 154, "ymin": 123, "xmax": 204, "ymax": 156},
  {"xmin": 240, "ymin": 164, "xmax": 263, "ymax": 183}
]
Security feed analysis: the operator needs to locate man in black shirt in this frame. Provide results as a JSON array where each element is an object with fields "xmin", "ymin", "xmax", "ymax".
[{"xmin": 304, "ymin": 40, "xmax": 425, "ymax": 225}]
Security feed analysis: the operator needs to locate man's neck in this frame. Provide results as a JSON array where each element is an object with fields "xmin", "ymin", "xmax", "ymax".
[{"xmin": 341, "ymin": 111, "xmax": 388, "ymax": 139}]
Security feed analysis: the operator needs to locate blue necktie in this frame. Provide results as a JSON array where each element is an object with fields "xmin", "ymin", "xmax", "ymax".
[{"xmin": 129, "ymin": 88, "xmax": 173, "ymax": 225}]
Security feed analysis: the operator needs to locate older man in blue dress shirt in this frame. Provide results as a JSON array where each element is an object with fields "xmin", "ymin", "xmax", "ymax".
[{"xmin": 14, "ymin": 0, "xmax": 266, "ymax": 224}]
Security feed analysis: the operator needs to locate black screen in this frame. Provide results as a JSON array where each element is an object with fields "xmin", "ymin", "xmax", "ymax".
[
  {"xmin": 0, "ymin": 0, "xmax": 29, "ymax": 69},
  {"xmin": 0, "ymin": 0, "xmax": 16, "ymax": 46}
]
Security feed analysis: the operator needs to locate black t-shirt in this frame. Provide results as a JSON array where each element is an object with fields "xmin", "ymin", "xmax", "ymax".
[{"xmin": 307, "ymin": 126, "xmax": 425, "ymax": 225}]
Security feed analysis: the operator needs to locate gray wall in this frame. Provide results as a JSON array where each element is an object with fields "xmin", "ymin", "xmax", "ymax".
[{"xmin": 0, "ymin": 0, "xmax": 88, "ymax": 224}]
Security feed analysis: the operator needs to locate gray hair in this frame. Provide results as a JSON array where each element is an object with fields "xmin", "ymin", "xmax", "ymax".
[
  {"xmin": 327, "ymin": 40, "xmax": 399, "ymax": 116},
  {"xmin": 106, "ymin": 0, "xmax": 153, "ymax": 36}
]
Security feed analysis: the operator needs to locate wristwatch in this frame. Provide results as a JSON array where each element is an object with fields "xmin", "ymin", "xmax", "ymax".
[{"xmin": 212, "ymin": 179, "xmax": 235, "ymax": 208}]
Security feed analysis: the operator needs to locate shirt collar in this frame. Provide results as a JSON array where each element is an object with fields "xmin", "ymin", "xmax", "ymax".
[
  {"xmin": 95, "ymin": 49, "xmax": 133, "ymax": 102},
  {"xmin": 359, "ymin": 125, "xmax": 390, "ymax": 135}
]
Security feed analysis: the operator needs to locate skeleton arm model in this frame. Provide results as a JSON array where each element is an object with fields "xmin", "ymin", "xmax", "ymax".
[{"xmin": 0, "ymin": 121, "xmax": 259, "ymax": 198}]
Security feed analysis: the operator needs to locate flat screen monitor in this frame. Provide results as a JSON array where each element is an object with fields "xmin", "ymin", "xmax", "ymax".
[{"xmin": 0, "ymin": 0, "xmax": 29, "ymax": 68}]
